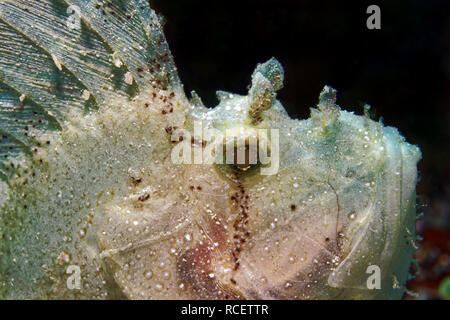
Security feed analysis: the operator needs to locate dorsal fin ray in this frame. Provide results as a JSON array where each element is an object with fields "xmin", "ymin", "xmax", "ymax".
[
  {"xmin": 67, "ymin": 0, "xmax": 182, "ymax": 93},
  {"xmin": 0, "ymin": 0, "xmax": 136, "ymax": 105}
]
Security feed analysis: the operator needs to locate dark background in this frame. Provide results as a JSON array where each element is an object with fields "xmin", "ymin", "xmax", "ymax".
[{"xmin": 150, "ymin": 0, "xmax": 450, "ymax": 299}]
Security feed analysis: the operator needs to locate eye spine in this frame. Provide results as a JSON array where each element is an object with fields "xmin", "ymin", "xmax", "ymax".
[{"xmin": 248, "ymin": 58, "xmax": 284, "ymax": 124}]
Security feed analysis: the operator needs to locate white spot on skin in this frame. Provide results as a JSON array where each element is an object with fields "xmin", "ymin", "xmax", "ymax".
[
  {"xmin": 112, "ymin": 52, "xmax": 123, "ymax": 68},
  {"xmin": 125, "ymin": 72, "xmax": 134, "ymax": 85},
  {"xmin": 82, "ymin": 90, "xmax": 90, "ymax": 101}
]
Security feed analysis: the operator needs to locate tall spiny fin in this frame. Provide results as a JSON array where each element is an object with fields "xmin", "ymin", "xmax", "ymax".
[{"xmin": 0, "ymin": 0, "xmax": 184, "ymax": 181}]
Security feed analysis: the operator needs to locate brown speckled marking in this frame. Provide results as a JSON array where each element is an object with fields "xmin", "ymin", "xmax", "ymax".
[
  {"xmin": 176, "ymin": 170, "xmax": 253, "ymax": 298},
  {"xmin": 230, "ymin": 182, "xmax": 251, "ymax": 272}
]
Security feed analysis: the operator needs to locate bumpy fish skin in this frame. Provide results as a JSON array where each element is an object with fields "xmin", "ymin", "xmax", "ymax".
[{"xmin": 0, "ymin": 1, "xmax": 421, "ymax": 299}]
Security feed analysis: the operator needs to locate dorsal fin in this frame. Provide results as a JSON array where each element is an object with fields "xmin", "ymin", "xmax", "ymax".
[{"xmin": 0, "ymin": 0, "xmax": 183, "ymax": 180}]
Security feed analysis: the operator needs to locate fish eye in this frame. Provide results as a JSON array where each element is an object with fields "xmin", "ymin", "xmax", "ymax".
[
  {"xmin": 214, "ymin": 127, "xmax": 272, "ymax": 178},
  {"xmin": 223, "ymin": 136, "xmax": 261, "ymax": 172}
]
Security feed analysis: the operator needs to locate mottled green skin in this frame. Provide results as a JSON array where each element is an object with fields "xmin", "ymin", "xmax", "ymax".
[{"xmin": 0, "ymin": 0, "xmax": 421, "ymax": 299}]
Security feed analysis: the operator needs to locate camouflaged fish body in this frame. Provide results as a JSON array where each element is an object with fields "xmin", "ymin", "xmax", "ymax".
[{"xmin": 0, "ymin": 0, "xmax": 421, "ymax": 299}]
